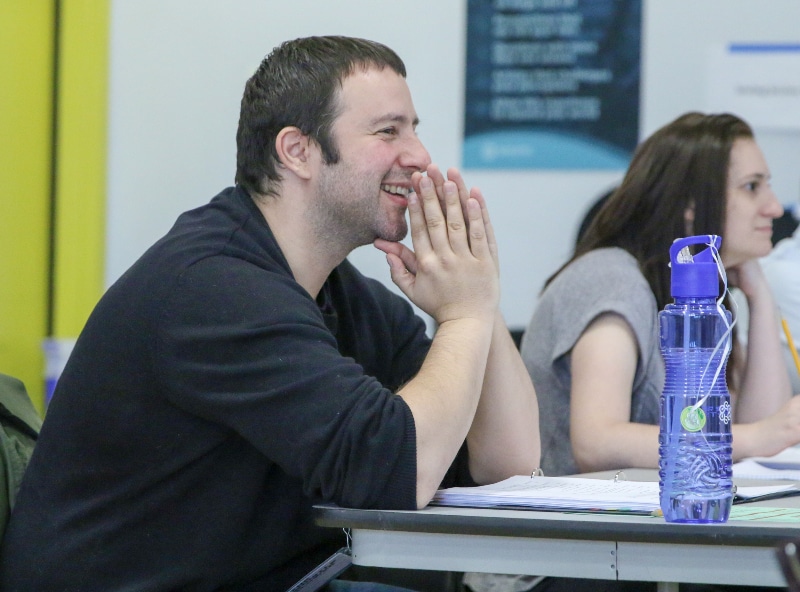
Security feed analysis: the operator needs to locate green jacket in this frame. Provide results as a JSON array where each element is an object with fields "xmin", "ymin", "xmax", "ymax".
[{"xmin": 0, "ymin": 373, "xmax": 41, "ymax": 538}]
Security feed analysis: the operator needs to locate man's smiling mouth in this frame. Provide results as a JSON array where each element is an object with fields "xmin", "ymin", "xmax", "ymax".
[{"xmin": 381, "ymin": 184, "xmax": 411, "ymax": 196}]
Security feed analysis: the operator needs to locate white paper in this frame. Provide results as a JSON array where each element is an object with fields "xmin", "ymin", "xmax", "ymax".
[
  {"xmin": 735, "ymin": 483, "xmax": 797, "ymax": 500},
  {"xmin": 733, "ymin": 447, "xmax": 800, "ymax": 480},
  {"xmin": 432, "ymin": 476, "xmax": 660, "ymax": 512},
  {"xmin": 432, "ymin": 475, "xmax": 797, "ymax": 512}
]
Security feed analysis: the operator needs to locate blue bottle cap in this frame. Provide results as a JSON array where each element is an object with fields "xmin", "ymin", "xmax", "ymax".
[{"xmin": 668, "ymin": 235, "xmax": 722, "ymax": 298}]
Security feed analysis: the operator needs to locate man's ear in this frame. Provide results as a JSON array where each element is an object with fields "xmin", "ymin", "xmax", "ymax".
[{"xmin": 275, "ymin": 127, "xmax": 314, "ymax": 180}]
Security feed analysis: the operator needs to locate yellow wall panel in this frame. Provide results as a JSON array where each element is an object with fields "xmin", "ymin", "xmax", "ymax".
[
  {"xmin": 0, "ymin": 3, "xmax": 55, "ymax": 413},
  {"xmin": 53, "ymin": 0, "xmax": 109, "ymax": 338}
]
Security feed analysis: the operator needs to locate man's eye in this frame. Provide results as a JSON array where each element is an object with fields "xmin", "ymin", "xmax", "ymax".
[{"xmin": 379, "ymin": 127, "xmax": 398, "ymax": 136}]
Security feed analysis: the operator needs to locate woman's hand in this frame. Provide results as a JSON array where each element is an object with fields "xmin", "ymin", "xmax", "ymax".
[
  {"xmin": 735, "ymin": 395, "xmax": 800, "ymax": 459},
  {"xmin": 726, "ymin": 259, "xmax": 770, "ymax": 301},
  {"xmin": 727, "ymin": 256, "xmax": 792, "ymax": 421}
]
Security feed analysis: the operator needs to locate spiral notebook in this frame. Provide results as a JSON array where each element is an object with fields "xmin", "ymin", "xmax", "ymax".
[
  {"xmin": 432, "ymin": 475, "xmax": 660, "ymax": 513},
  {"xmin": 431, "ymin": 474, "xmax": 799, "ymax": 515}
]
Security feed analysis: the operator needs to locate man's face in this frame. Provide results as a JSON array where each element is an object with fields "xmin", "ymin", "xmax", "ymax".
[{"xmin": 310, "ymin": 66, "xmax": 432, "ymax": 248}]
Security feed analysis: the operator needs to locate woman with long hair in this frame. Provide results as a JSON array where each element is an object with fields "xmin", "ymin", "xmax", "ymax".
[{"xmin": 521, "ymin": 111, "xmax": 798, "ymax": 479}]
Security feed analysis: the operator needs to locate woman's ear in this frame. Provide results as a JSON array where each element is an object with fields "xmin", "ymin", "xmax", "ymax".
[
  {"xmin": 684, "ymin": 202, "xmax": 695, "ymax": 236},
  {"xmin": 275, "ymin": 127, "xmax": 314, "ymax": 180}
]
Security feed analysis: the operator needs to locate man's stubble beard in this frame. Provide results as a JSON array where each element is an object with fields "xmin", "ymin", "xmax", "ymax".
[{"xmin": 313, "ymin": 160, "xmax": 408, "ymax": 250}]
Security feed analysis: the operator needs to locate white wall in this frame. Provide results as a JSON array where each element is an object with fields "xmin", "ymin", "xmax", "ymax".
[
  {"xmin": 641, "ymin": 1, "xmax": 800, "ymax": 209},
  {"xmin": 106, "ymin": 0, "xmax": 800, "ymax": 330}
]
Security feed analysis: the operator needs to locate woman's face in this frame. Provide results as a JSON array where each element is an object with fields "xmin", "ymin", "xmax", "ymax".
[{"xmin": 722, "ymin": 138, "xmax": 784, "ymax": 267}]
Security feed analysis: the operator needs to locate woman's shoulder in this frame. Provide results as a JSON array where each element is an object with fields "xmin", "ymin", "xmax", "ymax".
[
  {"xmin": 574, "ymin": 246, "xmax": 637, "ymax": 267},
  {"xmin": 544, "ymin": 247, "xmax": 656, "ymax": 317},
  {"xmin": 560, "ymin": 247, "xmax": 644, "ymax": 286},
  {"xmin": 527, "ymin": 247, "xmax": 659, "ymax": 368}
]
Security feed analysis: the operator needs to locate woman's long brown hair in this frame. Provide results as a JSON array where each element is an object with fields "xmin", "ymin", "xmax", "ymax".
[
  {"xmin": 546, "ymin": 112, "xmax": 754, "ymax": 389},
  {"xmin": 548, "ymin": 111, "xmax": 753, "ymax": 312}
]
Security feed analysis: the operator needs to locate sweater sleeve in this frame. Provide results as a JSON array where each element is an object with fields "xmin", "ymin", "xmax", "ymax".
[
  {"xmin": 542, "ymin": 249, "xmax": 658, "ymax": 371},
  {"xmin": 154, "ymin": 255, "xmax": 417, "ymax": 511}
]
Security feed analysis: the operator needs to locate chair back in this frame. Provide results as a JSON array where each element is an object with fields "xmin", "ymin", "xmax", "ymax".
[{"xmin": 0, "ymin": 373, "xmax": 41, "ymax": 538}]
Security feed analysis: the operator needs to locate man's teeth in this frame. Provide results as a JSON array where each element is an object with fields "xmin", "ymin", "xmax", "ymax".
[{"xmin": 381, "ymin": 184, "xmax": 410, "ymax": 196}]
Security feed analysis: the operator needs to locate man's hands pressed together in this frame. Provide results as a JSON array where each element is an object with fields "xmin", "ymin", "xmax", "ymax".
[
  {"xmin": 375, "ymin": 164, "xmax": 539, "ymax": 506},
  {"xmin": 375, "ymin": 164, "xmax": 499, "ymax": 328}
]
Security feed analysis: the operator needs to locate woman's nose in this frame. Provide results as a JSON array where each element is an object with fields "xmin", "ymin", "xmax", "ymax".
[{"xmin": 765, "ymin": 187, "xmax": 785, "ymax": 219}]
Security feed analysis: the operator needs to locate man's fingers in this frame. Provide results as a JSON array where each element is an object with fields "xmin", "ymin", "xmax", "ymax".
[
  {"xmin": 408, "ymin": 173, "xmax": 433, "ymax": 256},
  {"xmin": 466, "ymin": 197, "xmax": 491, "ymax": 261},
  {"xmin": 444, "ymin": 167, "xmax": 496, "ymax": 265},
  {"xmin": 426, "ymin": 164, "xmax": 447, "ymax": 212},
  {"xmin": 410, "ymin": 164, "xmax": 495, "ymax": 265},
  {"xmin": 383, "ymin": 252, "xmax": 416, "ymax": 296},
  {"xmin": 446, "ymin": 167, "xmax": 471, "ymax": 220},
  {"xmin": 373, "ymin": 238, "xmax": 418, "ymax": 275},
  {"xmin": 443, "ymin": 181, "xmax": 470, "ymax": 254},
  {"xmin": 470, "ymin": 186, "xmax": 498, "ymax": 267},
  {"xmin": 397, "ymin": 165, "xmax": 500, "ymax": 322},
  {"xmin": 417, "ymin": 175, "xmax": 451, "ymax": 254}
]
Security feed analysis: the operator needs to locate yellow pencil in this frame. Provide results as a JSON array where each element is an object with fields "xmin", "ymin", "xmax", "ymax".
[{"xmin": 781, "ymin": 317, "xmax": 800, "ymax": 379}]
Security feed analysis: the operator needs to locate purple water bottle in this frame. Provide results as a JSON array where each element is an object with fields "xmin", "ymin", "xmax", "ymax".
[{"xmin": 658, "ymin": 235, "xmax": 733, "ymax": 523}]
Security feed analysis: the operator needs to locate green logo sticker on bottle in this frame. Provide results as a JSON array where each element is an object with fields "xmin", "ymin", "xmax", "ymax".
[{"xmin": 680, "ymin": 406, "xmax": 706, "ymax": 432}]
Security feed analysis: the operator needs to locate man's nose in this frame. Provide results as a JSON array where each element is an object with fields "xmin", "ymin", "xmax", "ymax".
[{"xmin": 400, "ymin": 135, "xmax": 432, "ymax": 171}]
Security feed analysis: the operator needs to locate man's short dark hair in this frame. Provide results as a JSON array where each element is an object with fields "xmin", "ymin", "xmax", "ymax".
[{"xmin": 235, "ymin": 36, "xmax": 407, "ymax": 198}]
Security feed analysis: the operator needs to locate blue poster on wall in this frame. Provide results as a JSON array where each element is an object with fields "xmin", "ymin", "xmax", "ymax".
[{"xmin": 463, "ymin": 0, "xmax": 641, "ymax": 170}]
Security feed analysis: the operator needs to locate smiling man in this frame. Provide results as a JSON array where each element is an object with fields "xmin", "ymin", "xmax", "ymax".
[{"xmin": 0, "ymin": 37, "xmax": 540, "ymax": 592}]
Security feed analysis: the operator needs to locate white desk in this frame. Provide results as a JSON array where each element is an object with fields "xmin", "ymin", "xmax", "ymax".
[{"xmin": 314, "ymin": 472, "xmax": 800, "ymax": 591}]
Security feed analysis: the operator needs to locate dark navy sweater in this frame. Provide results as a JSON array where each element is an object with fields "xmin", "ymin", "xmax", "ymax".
[{"xmin": 0, "ymin": 187, "xmax": 471, "ymax": 591}]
